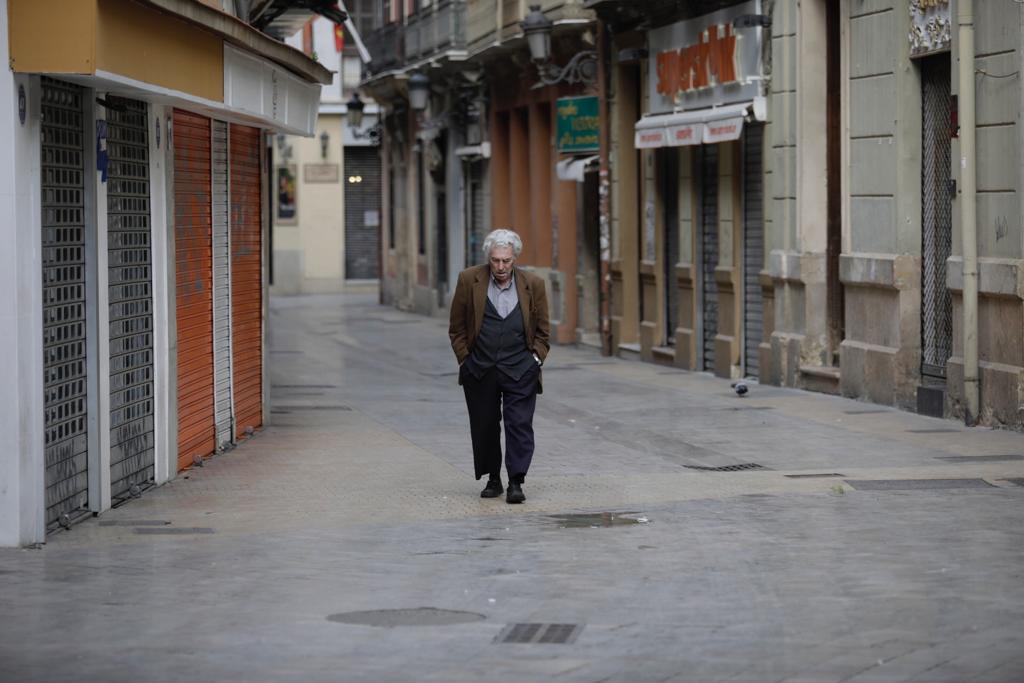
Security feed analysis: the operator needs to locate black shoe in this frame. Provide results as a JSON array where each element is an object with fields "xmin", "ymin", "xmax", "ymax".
[
  {"xmin": 480, "ymin": 476, "xmax": 504, "ymax": 498},
  {"xmin": 506, "ymin": 480, "xmax": 525, "ymax": 504}
]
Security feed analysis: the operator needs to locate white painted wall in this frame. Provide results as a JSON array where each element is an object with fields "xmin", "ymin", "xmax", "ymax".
[{"xmin": 0, "ymin": 3, "xmax": 46, "ymax": 546}]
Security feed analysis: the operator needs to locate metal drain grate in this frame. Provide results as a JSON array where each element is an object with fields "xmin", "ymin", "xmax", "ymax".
[
  {"xmin": 844, "ymin": 409, "xmax": 890, "ymax": 415},
  {"xmin": 683, "ymin": 463, "xmax": 767, "ymax": 472},
  {"xmin": 784, "ymin": 473, "xmax": 845, "ymax": 479},
  {"xmin": 907, "ymin": 428, "xmax": 961, "ymax": 433},
  {"xmin": 844, "ymin": 479, "xmax": 993, "ymax": 491},
  {"xmin": 133, "ymin": 527, "xmax": 215, "ymax": 535},
  {"xmin": 936, "ymin": 454, "xmax": 1024, "ymax": 463},
  {"xmin": 495, "ymin": 623, "xmax": 583, "ymax": 644},
  {"xmin": 99, "ymin": 520, "xmax": 170, "ymax": 527}
]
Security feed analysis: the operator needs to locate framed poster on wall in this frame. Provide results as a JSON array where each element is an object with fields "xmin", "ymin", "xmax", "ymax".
[{"xmin": 276, "ymin": 164, "xmax": 298, "ymax": 225}]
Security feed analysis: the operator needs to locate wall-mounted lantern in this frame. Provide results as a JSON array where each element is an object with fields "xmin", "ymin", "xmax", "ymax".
[
  {"xmin": 320, "ymin": 130, "xmax": 330, "ymax": 159},
  {"xmin": 408, "ymin": 72, "xmax": 430, "ymax": 112},
  {"xmin": 520, "ymin": 5, "xmax": 597, "ymax": 89}
]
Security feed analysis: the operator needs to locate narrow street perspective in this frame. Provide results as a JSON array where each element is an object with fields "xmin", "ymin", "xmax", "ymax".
[
  {"xmin": 2, "ymin": 292, "xmax": 1024, "ymax": 682},
  {"xmin": 4, "ymin": 0, "xmax": 1024, "ymax": 681}
]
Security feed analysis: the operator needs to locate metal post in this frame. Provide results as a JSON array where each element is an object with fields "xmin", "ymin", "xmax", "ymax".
[{"xmin": 958, "ymin": 0, "xmax": 978, "ymax": 424}]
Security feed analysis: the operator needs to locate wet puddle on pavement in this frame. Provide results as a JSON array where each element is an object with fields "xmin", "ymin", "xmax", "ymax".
[{"xmin": 548, "ymin": 512, "xmax": 650, "ymax": 528}]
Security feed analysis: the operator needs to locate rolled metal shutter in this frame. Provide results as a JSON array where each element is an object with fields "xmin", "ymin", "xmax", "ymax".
[
  {"xmin": 466, "ymin": 160, "xmax": 486, "ymax": 266},
  {"xmin": 212, "ymin": 121, "xmax": 234, "ymax": 448},
  {"xmin": 41, "ymin": 77, "xmax": 90, "ymax": 528},
  {"xmin": 743, "ymin": 125, "xmax": 764, "ymax": 379},
  {"xmin": 229, "ymin": 124, "xmax": 263, "ymax": 437},
  {"xmin": 344, "ymin": 146, "xmax": 382, "ymax": 279},
  {"xmin": 173, "ymin": 109, "xmax": 216, "ymax": 470},
  {"xmin": 701, "ymin": 144, "xmax": 719, "ymax": 371},
  {"xmin": 106, "ymin": 96, "xmax": 155, "ymax": 499}
]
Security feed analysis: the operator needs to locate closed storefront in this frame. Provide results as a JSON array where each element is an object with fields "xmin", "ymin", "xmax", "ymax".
[
  {"xmin": 229, "ymin": 124, "xmax": 264, "ymax": 438},
  {"xmin": 41, "ymin": 77, "xmax": 92, "ymax": 529},
  {"xmin": 106, "ymin": 96, "xmax": 155, "ymax": 499},
  {"xmin": 465, "ymin": 159, "xmax": 487, "ymax": 266},
  {"xmin": 212, "ymin": 120, "xmax": 234, "ymax": 450},
  {"xmin": 344, "ymin": 146, "xmax": 382, "ymax": 279},
  {"xmin": 173, "ymin": 109, "xmax": 216, "ymax": 470}
]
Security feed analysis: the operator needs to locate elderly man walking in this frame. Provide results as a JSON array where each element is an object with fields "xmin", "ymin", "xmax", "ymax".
[{"xmin": 449, "ymin": 229, "xmax": 550, "ymax": 503}]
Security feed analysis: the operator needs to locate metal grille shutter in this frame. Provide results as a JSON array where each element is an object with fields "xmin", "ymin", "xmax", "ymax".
[
  {"xmin": 41, "ymin": 77, "xmax": 90, "ymax": 528},
  {"xmin": 211, "ymin": 121, "xmax": 234, "ymax": 448},
  {"xmin": 466, "ymin": 160, "xmax": 487, "ymax": 266},
  {"xmin": 921, "ymin": 57, "xmax": 953, "ymax": 378},
  {"xmin": 229, "ymin": 124, "xmax": 263, "ymax": 437},
  {"xmin": 743, "ymin": 125, "xmax": 765, "ymax": 379},
  {"xmin": 106, "ymin": 96, "xmax": 155, "ymax": 499},
  {"xmin": 173, "ymin": 109, "xmax": 216, "ymax": 470},
  {"xmin": 701, "ymin": 144, "xmax": 719, "ymax": 371},
  {"xmin": 344, "ymin": 146, "xmax": 382, "ymax": 279}
]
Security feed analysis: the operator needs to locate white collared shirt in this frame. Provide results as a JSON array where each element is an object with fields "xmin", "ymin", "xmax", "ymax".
[{"xmin": 487, "ymin": 271, "xmax": 518, "ymax": 319}]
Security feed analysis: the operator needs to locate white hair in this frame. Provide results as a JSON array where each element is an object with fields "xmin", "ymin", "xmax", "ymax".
[{"xmin": 482, "ymin": 229, "xmax": 523, "ymax": 258}]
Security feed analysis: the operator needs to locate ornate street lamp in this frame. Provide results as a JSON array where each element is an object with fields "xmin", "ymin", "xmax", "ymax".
[
  {"xmin": 407, "ymin": 72, "xmax": 431, "ymax": 112},
  {"xmin": 344, "ymin": 92, "xmax": 382, "ymax": 145},
  {"xmin": 345, "ymin": 92, "xmax": 366, "ymax": 129},
  {"xmin": 520, "ymin": 5, "xmax": 596, "ymax": 89}
]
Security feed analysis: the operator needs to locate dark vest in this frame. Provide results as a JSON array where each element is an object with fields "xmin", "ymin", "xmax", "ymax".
[{"xmin": 465, "ymin": 299, "xmax": 535, "ymax": 381}]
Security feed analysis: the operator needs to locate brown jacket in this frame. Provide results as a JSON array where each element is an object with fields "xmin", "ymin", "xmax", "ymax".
[{"xmin": 448, "ymin": 265, "xmax": 551, "ymax": 385}]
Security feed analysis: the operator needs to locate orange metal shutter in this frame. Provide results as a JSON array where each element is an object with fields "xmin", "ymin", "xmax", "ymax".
[
  {"xmin": 173, "ymin": 109, "xmax": 216, "ymax": 470},
  {"xmin": 229, "ymin": 124, "xmax": 263, "ymax": 437}
]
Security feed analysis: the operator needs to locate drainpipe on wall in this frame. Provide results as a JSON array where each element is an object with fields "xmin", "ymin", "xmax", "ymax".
[{"xmin": 958, "ymin": 0, "xmax": 979, "ymax": 424}]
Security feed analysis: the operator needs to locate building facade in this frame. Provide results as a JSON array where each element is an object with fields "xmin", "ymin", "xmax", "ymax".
[
  {"xmin": 593, "ymin": 0, "xmax": 1024, "ymax": 429},
  {"xmin": 361, "ymin": 0, "xmax": 1023, "ymax": 430},
  {"xmin": 271, "ymin": 7, "xmax": 384, "ymax": 294},
  {"xmin": 0, "ymin": 0, "xmax": 329, "ymax": 546},
  {"xmin": 360, "ymin": 0, "xmax": 603, "ymax": 347}
]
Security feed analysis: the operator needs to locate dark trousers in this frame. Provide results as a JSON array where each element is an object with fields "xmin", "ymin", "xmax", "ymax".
[{"xmin": 461, "ymin": 363, "xmax": 539, "ymax": 481}]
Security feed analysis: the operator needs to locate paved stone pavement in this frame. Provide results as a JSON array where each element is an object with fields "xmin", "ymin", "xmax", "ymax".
[{"xmin": 2, "ymin": 291, "xmax": 1024, "ymax": 683}]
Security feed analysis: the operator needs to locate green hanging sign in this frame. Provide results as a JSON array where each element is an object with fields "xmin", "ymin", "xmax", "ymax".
[{"xmin": 555, "ymin": 96, "xmax": 600, "ymax": 153}]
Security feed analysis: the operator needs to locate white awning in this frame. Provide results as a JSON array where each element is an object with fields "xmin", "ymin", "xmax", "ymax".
[
  {"xmin": 556, "ymin": 155, "xmax": 599, "ymax": 183},
  {"xmin": 633, "ymin": 100, "xmax": 761, "ymax": 150}
]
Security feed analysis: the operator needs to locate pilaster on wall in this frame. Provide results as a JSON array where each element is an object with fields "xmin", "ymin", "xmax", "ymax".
[
  {"xmin": 609, "ymin": 54, "xmax": 641, "ymax": 348},
  {"xmin": 675, "ymin": 146, "xmax": 698, "ymax": 369},
  {"xmin": 840, "ymin": 0, "xmax": 921, "ymax": 409},
  {"xmin": 713, "ymin": 141, "xmax": 742, "ymax": 379},
  {"xmin": 944, "ymin": 4, "xmax": 1024, "ymax": 428}
]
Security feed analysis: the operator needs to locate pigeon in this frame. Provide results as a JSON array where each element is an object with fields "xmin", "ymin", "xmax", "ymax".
[{"xmin": 731, "ymin": 381, "xmax": 749, "ymax": 396}]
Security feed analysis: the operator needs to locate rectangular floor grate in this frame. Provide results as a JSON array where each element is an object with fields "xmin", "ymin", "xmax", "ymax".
[
  {"xmin": 99, "ymin": 520, "xmax": 170, "ymax": 527},
  {"xmin": 844, "ymin": 479, "xmax": 993, "ymax": 491},
  {"xmin": 844, "ymin": 409, "xmax": 890, "ymax": 415},
  {"xmin": 907, "ymin": 428, "xmax": 961, "ymax": 434},
  {"xmin": 785, "ymin": 473, "xmax": 845, "ymax": 479},
  {"xmin": 495, "ymin": 623, "xmax": 583, "ymax": 645},
  {"xmin": 683, "ymin": 463, "xmax": 767, "ymax": 472},
  {"xmin": 936, "ymin": 454, "xmax": 1024, "ymax": 463},
  {"xmin": 133, "ymin": 527, "xmax": 215, "ymax": 535}
]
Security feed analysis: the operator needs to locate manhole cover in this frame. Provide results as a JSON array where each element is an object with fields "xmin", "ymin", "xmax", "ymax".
[
  {"xmin": 549, "ymin": 512, "xmax": 649, "ymax": 528},
  {"xmin": 844, "ymin": 478, "xmax": 993, "ymax": 491},
  {"xmin": 326, "ymin": 608, "xmax": 486, "ymax": 627}
]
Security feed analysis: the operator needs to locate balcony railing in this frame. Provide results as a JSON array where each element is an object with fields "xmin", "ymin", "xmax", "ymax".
[
  {"xmin": 406, "ymin": 0, "xmax": 467, "ymax": 62},
  {"xmin": 363, "ymin": 0, "xmax": 466, "ymax": 79},
  {"xmin": 363, "ymin": 21, "xmax": 405, "ymax": 76},
  {"xmin": 467, "ymin": 0, "xmax": 591, "ymax": 57}
]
